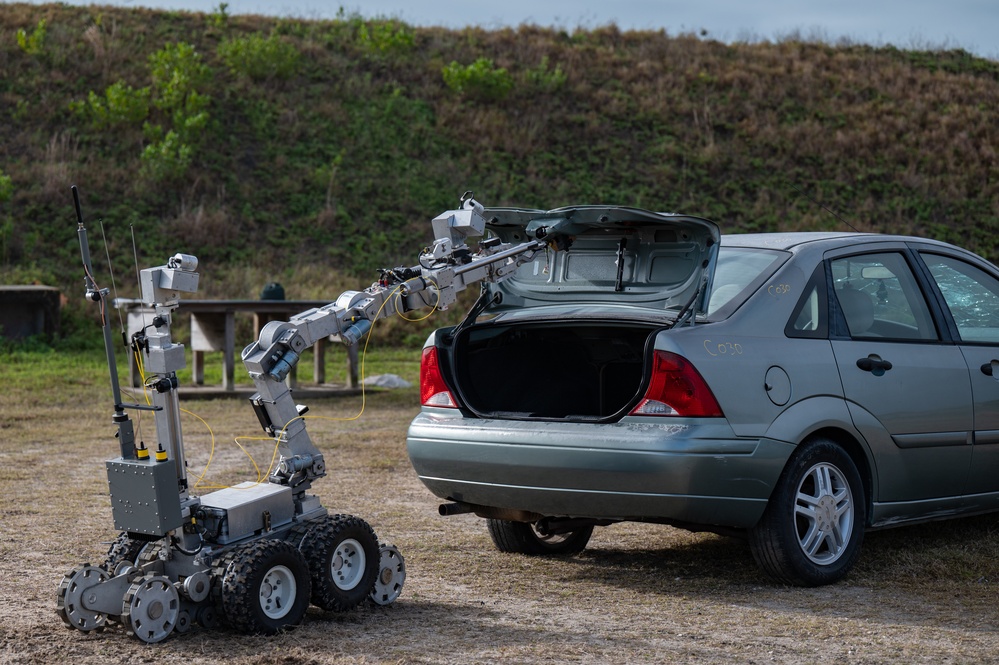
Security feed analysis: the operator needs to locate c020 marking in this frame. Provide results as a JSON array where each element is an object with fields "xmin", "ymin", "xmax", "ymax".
[
  {"xmin": 704, "ymin": 340, "xmax": 743, "ymax": 356},
  {"xmin": 767, "ymin": 283, "xmax": 791, "ymax": 297}
]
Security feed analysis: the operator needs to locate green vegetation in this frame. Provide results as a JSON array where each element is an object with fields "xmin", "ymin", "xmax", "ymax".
[
  {"xmin": 3, "ymin": 342, "xmax": 418, "ymax": 396},
  {"xmin": 0, "ymin": 169, "xmax": 12, "ymax": 203},
  {"xmin": 15, "ymin": 17, "xmax": 46, "ymax": 54},
  {"xmin": 355, "ymin": 18, "xmax": 415, "ymax": 55},
  {"xmin": 142, "ymin": 41, "xmax": 213, "ymax": 181},
  {"xmin": 218, "ymin": 33, "xmax": 300, "ymax": 81},
  {"xmin": 1, "ymin": 3, "xmax": 998, "ymax": 351},
  {"xmin": 524, "ymin": 56, "xmax": 567, "ymax": 93},
  {"xmin": 76, "ymin": 81, "xmax": 152, "ymax": 129},
  {"xmin": 443, "ymin": 57, "xmax": 514, "ymax": 100},
  {"xmin": 0, "ymin": 169, "xmax": 12, "ymax": 270}
]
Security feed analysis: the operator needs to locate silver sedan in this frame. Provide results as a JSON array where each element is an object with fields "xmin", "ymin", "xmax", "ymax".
[{"xmin": 407, "ymin": 206, "xmax": 999, "ymax": 586}]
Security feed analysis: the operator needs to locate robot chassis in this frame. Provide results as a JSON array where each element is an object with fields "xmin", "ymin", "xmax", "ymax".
[{"xmin": 56, "ymin": 191, "xmax": 553, "ymax": 643}]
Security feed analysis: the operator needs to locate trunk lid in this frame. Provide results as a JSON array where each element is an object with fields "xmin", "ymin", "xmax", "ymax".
[{"xmin": 482, "ymin": 206, "xmax": 720, "ymax": 314}]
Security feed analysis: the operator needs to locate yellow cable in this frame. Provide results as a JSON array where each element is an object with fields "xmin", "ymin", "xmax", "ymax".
[
  {"xmin": 182, "ymin": 407, "xmax": 216, "ymax": 488},
  {"xmin": 134, "ymin": 348, "xmax": 152, "ymax": 406},
  {"xmin": 227, "ymin": 435, "xmax": 267, "ymax": 485},
  {"xmin": 393, "ymin": 277, "xmax": 440, "ymax": 322}
]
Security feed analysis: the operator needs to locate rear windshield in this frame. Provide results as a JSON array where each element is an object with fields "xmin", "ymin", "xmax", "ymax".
[{"xmin": 705, "ymin": 247, "xmax": 787, "ymax": 316}]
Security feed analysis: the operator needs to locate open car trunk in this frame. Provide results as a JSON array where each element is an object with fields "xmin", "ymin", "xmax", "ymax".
[
  {"xmin": 450, "ymin": 320, "xmax": 660, "ymax": 422},
  {"xmin": 436, "ymin": 205, "xmax": 720, "ymax": 423}
]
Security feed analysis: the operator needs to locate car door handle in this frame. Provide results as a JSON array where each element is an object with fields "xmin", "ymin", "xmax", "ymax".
[
  {"xmin": 856, "ymin": 356, "xmax": 893, "ymax": 373},
  {"xmin": 982, "ymin": 362, "xmax": 998, "ymax": 376}
]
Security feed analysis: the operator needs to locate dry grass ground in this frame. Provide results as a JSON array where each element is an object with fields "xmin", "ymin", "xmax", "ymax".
[{"xmin": 3, "ymin": 376, "xmax": 999, "ymax": 664}]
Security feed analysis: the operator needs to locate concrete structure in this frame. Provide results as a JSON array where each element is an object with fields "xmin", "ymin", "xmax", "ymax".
[{"xmin": 0, "ymin": 285, "xmax": 60, "ymax": 339}]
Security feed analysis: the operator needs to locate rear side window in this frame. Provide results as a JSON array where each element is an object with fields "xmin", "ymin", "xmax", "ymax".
[
  {"xmin": 829, "ymin": 252, "xmax": 937, "ymax": 341},
  {"xmin": 785, "ymin": 264, "xmax": 829, "ymax": 338},
  {"xmin": 706, "ymin": 247, "xmax": 785, "ymax": 315},
  {"xmin": 792, "ymin": 286, "xmax": 821, "ymax": 332},
  {"xmin": 922, "ymin": 253, "xmax": 999, "ymax": 343}
]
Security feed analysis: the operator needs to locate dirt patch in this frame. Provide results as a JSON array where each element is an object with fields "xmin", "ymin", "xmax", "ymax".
[{"xmin": 3, "ymin": 389, "xmax": 999, "ymax": 664}]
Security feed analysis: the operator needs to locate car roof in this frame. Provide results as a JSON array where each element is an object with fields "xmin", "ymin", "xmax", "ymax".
[
  {"xmin": 719, "ymin": 231, "xmax": 968, "ymax": 252},
  {"xmin": 720, "ymin": 232, "xmax": 870, "ymax": 250},
  {"xmin": 718, "ymin": 231, "xmax": 999, "ymax": 279}
]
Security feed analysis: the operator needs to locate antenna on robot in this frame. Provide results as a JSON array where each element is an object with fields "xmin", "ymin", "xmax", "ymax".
[{"xmin": 73, "ymin": 185, "xmax": 157, "ymax": 459}]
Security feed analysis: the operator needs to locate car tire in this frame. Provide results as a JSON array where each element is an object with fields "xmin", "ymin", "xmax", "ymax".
[
  {"xmin": 486, "ymin": 519, "xmax": 593, "ymax": 555},
  {"xmin": 749, "ymin": 438, "xmax": 866, "ymax": 587}
]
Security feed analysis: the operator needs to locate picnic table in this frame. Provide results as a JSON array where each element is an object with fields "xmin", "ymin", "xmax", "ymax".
[{"xmin": 115, "ymin": 299, "xmax": 358, "ymax": 392}]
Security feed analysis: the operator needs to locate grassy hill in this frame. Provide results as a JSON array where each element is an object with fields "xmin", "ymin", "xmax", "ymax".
[{"xmin": 2, "ymin": 3, "xmax": 998, "ymax": 342}]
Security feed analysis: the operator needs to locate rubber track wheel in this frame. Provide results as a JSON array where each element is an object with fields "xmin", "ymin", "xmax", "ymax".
[{"xmin": 102, "ymin": 532, "xmax": 146, "ymax": 572}]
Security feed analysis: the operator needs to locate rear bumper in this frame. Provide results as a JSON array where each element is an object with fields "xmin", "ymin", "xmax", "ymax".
[{"xmin": 406, "ymin": 410, "xmax": 794, "ymax": 529}]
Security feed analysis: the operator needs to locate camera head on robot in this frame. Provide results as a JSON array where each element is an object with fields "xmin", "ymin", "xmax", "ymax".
[{"xmin": 140, "ymin": 253, "xmax": 200, "ymax": 305}]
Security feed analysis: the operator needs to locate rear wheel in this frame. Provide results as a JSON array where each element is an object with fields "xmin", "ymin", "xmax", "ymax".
[
  {"xmin": 750, "ymin": 438, "xmax": 865, "ymax": 586},
  {"xmin": 486, "ymin": 519, "xmax": 593, "ymax": 555},
  {"xmin": 102, "ymin": 532, "xmax": 147, "ymax": 573},
  {"xmin": 56, "ymin": 565, "xmax": 110, "ymax": 631}
]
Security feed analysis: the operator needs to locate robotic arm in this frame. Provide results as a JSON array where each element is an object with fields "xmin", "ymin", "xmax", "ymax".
[{"xmin": 240, "ymin": 194, "xmax": 550, "ymax": 492}]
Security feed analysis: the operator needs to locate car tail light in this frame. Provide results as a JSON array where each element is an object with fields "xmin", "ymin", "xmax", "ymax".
[
  {"xmin": 629, "ymin": 350, "xmax": 723, "ymax": 417},
  {"xmin": 420, "ymin": 346, "xmax": 458, "ymax": 408}
]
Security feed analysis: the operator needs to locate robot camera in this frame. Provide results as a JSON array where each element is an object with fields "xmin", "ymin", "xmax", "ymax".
[{"xmin": 168, "ymin": 253, "xmax": 199, "ymax": 271}]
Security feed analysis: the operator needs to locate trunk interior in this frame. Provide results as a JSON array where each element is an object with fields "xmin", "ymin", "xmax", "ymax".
[{"xmin": 451, "ymin": 321, "xmax": 658, "ymax": 421}]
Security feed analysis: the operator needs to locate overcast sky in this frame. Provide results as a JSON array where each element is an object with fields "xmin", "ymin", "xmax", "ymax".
[{"xmin": 9, "ymin": 0, "xmax": 999, "ymax": 59}]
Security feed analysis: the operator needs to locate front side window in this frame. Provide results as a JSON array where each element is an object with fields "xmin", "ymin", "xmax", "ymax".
[
  {"xmin": 922, "ymin": 253, "xmax": 999, "ymax": 343},
  {"xmin": 829, "ymin": 252, "xmax": 937, "ymax": 341}
]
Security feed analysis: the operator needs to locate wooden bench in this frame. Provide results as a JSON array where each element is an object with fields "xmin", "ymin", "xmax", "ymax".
[{"xmin": 117, "ymin": 299, "xmax": 358, "ymax": 392}]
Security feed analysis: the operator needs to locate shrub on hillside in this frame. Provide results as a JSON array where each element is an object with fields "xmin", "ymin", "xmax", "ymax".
[
  {"xmin": 357, "ymin": 20, "xmax": 415, "ymax": 56},
  {"xmin": 0, "ymin": 170, "xmax": 12, "ymax": 204},
  {"xmin": 75, "ymin": 81, "xmax": 150, "ymax": 129},
  {"xmin": 16, "ymin": 18, "xmax": 46, "ymax": 55},
  {"xmin": 524, "ymin": 56, "xmax": 567, "ymax": 93},
  {"xmin": 218, "ymin": 33, "xmax": 300, "ymax": 81},
  {"xmin": 141, "ymin": 128, "xmax": 192, "ymax": 182},
  {"xmin": 442, "ymin": 58, "xmax": 513, "ymax": 101},
  {"xmin": 143, "ymin": 42, "xmax": 212, "ymax": 181},
  {"xmin": 149, "ymin": 42, "xmax": 212, "ymax": 121}
]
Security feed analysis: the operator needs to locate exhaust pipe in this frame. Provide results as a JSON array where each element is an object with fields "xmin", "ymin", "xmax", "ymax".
[{"xmin": 438, "ymin": 502, "xmax": 475, "ymax": 516}]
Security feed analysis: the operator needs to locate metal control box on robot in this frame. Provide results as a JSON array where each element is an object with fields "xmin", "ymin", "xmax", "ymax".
[
  {"xmin": 106, "ymin": 457, "xmax": 184, "ymax": 537},
  {"xmin": 198, "ymin": 481, "xmax": 294, "ymax": 544}
]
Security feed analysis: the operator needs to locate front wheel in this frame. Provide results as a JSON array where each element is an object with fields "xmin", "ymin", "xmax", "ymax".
[
  {"xmin": 300, "ymin": 514, "xmax": 380, "ymax": 612},
  {"xmin": 487, "ymin": 519, "xmax": 593, "ymax": 555},
  {"xmin": 217, "ymin": 540, "xmax": 311, "ymax": 634},
  {"xmin": 750, "ymin": 438, "xmax": 866, "ymax": 586}
]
